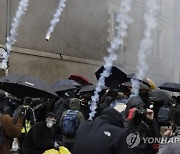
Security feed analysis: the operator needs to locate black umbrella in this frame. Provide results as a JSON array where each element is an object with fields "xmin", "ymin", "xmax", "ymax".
[
  {"xmin": 121, "ymin": 82, "xmax": 151, "ymax": 91},
  {"xmin": 95, "ymin": 66, "xmax": 128, "ymax": 89},
  {"xmin": 148, "ymin": 90, "xmax": 171, "ymax": 102},
  {"xmin": 127, "ymin": 74, "xmax": 151, "ymax": 87},
  {"xmin": 158, "ymin": 82, "xmax": 180, "ymax": 92},
  {"xmin": 78, "ymin": 85, "xmax": 107, "ymax": 93},
  {"xmin": 51, "ymin": 79, "xmax": 81, "ymax": 92},
  {"xmin": 0, "ymin": 74, "xmax": 58, "ymax": 98}
]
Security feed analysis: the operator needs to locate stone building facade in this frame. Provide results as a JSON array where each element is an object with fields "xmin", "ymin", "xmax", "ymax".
[{"xmin": 0, "ymin": 0, "xmax": 178, "ymax": 87}]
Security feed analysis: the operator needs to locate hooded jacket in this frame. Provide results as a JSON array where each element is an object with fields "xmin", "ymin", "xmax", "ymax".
[
  {"xmin": 22, "ymin": 122, "xmax": 57, "ymax": 154},
  {"xmin": 60, "ymin": 98, "xmax": 85, "ymax": 143},
  {"xmin": 0, "ymin": 114, "xmax": 23, "ymax": 154},
  {"xmin": 124, "ymin": 96, "xmax": 160, "ymax": 154},
  {"xmin": 73, "ymin": 107, "xmax": 131, "ymax": 154}
]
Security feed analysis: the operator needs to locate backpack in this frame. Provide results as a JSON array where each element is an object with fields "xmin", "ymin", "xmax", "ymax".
[
  {"xmin": 157, "ymin": 106, "xmax": 170, "ymax": 125},
  {"xmin": 61, "ymin": 110, "xmax": 79, "ymax": 137}
]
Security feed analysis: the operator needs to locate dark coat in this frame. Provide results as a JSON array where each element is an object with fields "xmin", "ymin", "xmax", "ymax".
[
  {"xmin": 54, "ymin": 98, "xmax": 69, "ymax": 122},
  {"xmin": 158, "ymin": 138, "xmax": 180, "ymax": 154},
  {"xmin": 0, "ymin": 114, "xmax": 23, "ymax": 154},
  {"xmin": 124, "ymin": 96, "xmax": 160, "ymax": 154},
  {"xmin": 125, "ymin": 118, "xmax": 160, "ymax": 154},
  {"xmin": 22, "ymin": 122, "xmax": 57, "ymax": 154},
  {"xmin": 73, "ymin": 108, "xmax": 131, "ymax": 154},
  {"xmin": 158, "ymin": 129, "xmax": 180, "ymax": 154}
]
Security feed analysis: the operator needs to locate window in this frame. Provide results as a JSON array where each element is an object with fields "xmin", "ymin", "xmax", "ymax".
[
  {"xmin": 154, "ymin": 29, "xmax": 163, "ymax": 61},
  {"xmin": 108, "ymin": 9, "xmax": 118, "ymax": 42},
  {"xmin": 109, "ymin": 10, "xmax": 127, "ymax": 45},
  {"xmin": 108, "ymin": 4, "xmax": 128, "ymax": 65},
  {"xmin": 113, "ymin": 11, "xmax": 119, "ymax": 39},
  {"xmin": 156, "ymin": 0, "xmax": 164, "ymax": 16}
]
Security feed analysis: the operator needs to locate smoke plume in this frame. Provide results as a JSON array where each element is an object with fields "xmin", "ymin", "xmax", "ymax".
[
  {"xmin": 46, "ymin": 0, "xmax": 67, "ymax": 41},
  {"xmin": 131, "ymin": 0, "xmax": 159, "ymax": 96},
  {"xmin": 1, "ymin": 0, "xmax": 30, "ymax": 70},
  {"xmin": 89, "ymin": 0, "xmax": 133, "ymax": 120}
]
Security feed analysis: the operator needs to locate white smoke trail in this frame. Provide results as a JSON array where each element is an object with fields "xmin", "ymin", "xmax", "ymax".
[
  {"xmin": 0, "ymin": 0, "xmax": 30, "ymax": 70},
  {"xmin": 89, "ymin": 0, "xmax": 133, "ymax": 120},
  {"xmin": 131, "ymin": 0, "xmax": 159, "ymax": 96},
  {"xmin": 45, "ymin": 0, "xmax": 67, "ymax": 41}
]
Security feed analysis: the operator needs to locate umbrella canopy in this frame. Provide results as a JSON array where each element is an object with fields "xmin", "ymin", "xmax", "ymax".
[
  {"xmin": 0, "ymin": 74, "xmax": 58, "ymax": 98},
  {"xmin": 68, "ymin": 75, "xmax": 91, "ymax": 86},
  {"xmin": 127, "ymin": 74, "xmax": 157, "ymax": 90},
  {"xmin": 95, "ymin": 66, "xmax": 128, "ymax": 89},
  {"xmin": 127, "ymin": 74, "xmax": 150, "ymax": 87},
  {"xmin": 148, "ymin": 90, "xmax": 171, "ymax": 102},
  {"xmin": 158, "ymin": 82, "xmax": 180, "ymax": 92},
  {"xmin": 121, "ymin": 82, "xmax": 151, "ymax": 91},
  {"xmin": 51, "ymin": 79, "xmax": 81, "ymax": 92},
  {"xmin": 78, "ymin": 85, "xmax": 107, "ymax": 93}
]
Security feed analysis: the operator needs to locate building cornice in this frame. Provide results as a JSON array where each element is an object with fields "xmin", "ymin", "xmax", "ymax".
[{"xmin": 0, "ymin": 44, "xmax": 104, "ymax": 66}]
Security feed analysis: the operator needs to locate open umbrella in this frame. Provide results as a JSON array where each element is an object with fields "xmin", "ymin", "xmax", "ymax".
[
  {"xmin": 95, "ymin": 66, "xmax": 128, "ymax": 89},
  {"xmin": 127, "ymin": 74, "xmax": 157, "ymax": 90},
  {"xmin": 0, "ymin": 74, "xmax": 58, "ymax": 98},
  {"xmin": 127, "ymin": 74, "xmax": 150, "ymax": 87},
  {"xmin": 148, "ymin": 90, "xmax": 171, "ymax": 102},
  {"xmin": 51, "ymin": 79, "xmax": 81, "ymax": 93},
  {"xmin": 78, "ymin": 85, "xmax": 107, "ymax": 93},
  {"xmin": 158, "ymin": 82, "xmax": 180, "ymax": 92},
  {"xmin": 68, "ymin": 75, "xmax": 91, "ymax": 86},
  {"xmin": 121, "ymin": 82, "xmax": 151, "ymax": 91}
]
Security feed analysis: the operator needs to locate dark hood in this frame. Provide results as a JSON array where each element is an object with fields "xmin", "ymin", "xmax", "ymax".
[
  {"xmin": 100, "ymin": 107, "xmax": 124, "ymax": 128},
  {"xmin": 69, "ymin": 98, "xmax": 80, "ymax": 110}
]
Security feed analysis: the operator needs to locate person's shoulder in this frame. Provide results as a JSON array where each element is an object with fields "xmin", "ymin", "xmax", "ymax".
[
  {"xmin": 159, "ymin": 140, "xmax": 180, "ymax": 154},
  {"xmin": 104, "ymin": 121, "xmax": 126, "ymax": 134},
  {"xmin": 35, "ymin": 121, "xmax": 44, "ymax": 125},
  {"xmin": 77, "ymin": 111, "xmax": 85, "ymax": 119},
  {"xmin": 1, "ymin": 114, "xmax": 12, "ymax": 121},
  {"xmin": 32, "ymin": 122, "xmax": 45, "ymax": 128},
  {"xmin": 77, "ymin": 120, "xmax": 93, "ymax": 130},
  {"xmin": 77, "ymin": 111, "xmax": 83, "ymax": 115},
  {"xmin": 62, "ymin": 110, "xmax": 68, "ymax": 114},
  {"xmin": 0, "ymin": 114, "xmax": 16, "ymax": 125},
  {"xmin": 61, "ymin": 110, "xmax": 67, "ymax": 117}
]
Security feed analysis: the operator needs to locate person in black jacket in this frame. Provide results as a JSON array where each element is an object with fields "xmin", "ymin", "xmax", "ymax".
[
  {"xmin": 125, "ymin": 96, "xmax": 160, "ymax": 154},
  {"xmin": 13, "ymin": 97, "xmax": 36, "ymax": 154},
  {"xmin": 73, "ymin": 107, "xmax": 131, "ymax": 154},
  {"xmin": 158, "ymin": 106, "xmax": 180, "ymax": 154},
  {"xmin": 22, "ymin": 112, "xmax": 62, "ymax": 154}
]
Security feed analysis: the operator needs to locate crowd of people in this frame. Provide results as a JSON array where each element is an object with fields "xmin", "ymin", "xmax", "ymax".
[{"xmin": 0, "ymin": 84, "xmax": 180, "ymax": 154}]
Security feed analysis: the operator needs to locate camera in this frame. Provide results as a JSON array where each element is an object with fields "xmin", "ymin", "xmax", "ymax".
[
  {"xmin": 136, "ymin": 108, "xmax": 146, "ymax": 115},
  {"xmin": 129, "ymin": 107, "xmax": 147, "ymax": 124}
]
